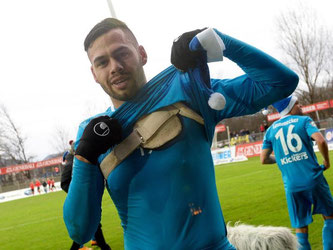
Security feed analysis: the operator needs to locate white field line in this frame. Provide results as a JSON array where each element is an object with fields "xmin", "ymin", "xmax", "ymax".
[
  {"xmin": 0, "ymin": 215, "xmax": 62, "ymax": 231},
  {"xmin": 215, "ymin": 169, "xmax": 267, "ymax": 184}
]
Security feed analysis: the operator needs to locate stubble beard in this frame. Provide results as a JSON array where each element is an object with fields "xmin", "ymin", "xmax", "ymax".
[
  {"xmin": 107, "ymin": 80, "xmax": 143, "ymax": 102},
  {"xmin": 103, "ymin": 68, "xmax": 147, "ymax": 102}
]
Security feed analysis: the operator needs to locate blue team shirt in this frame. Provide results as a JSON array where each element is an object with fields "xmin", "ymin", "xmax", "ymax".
[
  {"xmin": 63, "ymin": 29, "xmax": 298, "ymax": 249},
  {"xmin": 262, "ymin": 115, "xmax": 324, "ymax": 192}
]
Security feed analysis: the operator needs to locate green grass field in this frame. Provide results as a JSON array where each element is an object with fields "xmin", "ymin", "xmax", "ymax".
[{"xmin": 0, "ymin": 152, "xmax": 332, "ymax": 250}]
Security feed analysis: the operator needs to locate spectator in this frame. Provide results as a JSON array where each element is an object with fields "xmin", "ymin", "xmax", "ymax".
[
  {"xmin": 50, "ymin": 178, "xmax": 55, "ymax": 191},
  {"xmin": 47, "ymin": 178, "xmax": 51, "ymax": 190},
  {"xmin": 250, "ymin": 131, "xmax": 256, "ymax": 142},
  {"xmin": 29, "ymin": 181, "xmax": 34, "ymax": 195},
  {"xmin": 260, "ymin": 123, "xmax": 265, "ymax": 133},
  {"xmin": 42, "ymin": 179, "xmax": 48, "ymax": 193},
  {"xmin": 35, "ymin": 179, "xmax": 41, "ymax": 194}
]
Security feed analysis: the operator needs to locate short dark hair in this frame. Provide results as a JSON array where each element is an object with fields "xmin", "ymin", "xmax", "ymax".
[{"xmin": 84, "ymin": 18, "xmax": 137, "ymax": 52}]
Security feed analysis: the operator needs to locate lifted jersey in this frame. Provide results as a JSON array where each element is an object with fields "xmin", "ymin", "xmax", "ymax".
[
  {"xmin": 64, "ymin": 29, "xmax": 299, "ymax": 249},
  {"xmin": 263, "ymin": 115, "xmax": 324, "ymax": 191}
]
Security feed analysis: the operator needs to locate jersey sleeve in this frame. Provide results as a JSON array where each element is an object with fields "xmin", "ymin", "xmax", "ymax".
[
  {"xmin": 63, "ymin": 120, "xmax": 105, "ymax": 245},
  {"xmin": 262, "ymin": 128, "xmax": 272, "ymax": 150},
  {"xmin": 210, "ymin": 30, "xmax": 299, "ymax": 121},
  {"xmin": 304, "ymin": 116, "xmax": 320, "ymax": 137},
  {"xmin": 63, "ymin": 158, "xmax": 105, "ymax": 244}
]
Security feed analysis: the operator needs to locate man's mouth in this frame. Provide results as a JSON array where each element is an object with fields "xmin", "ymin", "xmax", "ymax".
[{"xmin": 111, "ymin": 78, "xmax": 128, "ymax": 89}]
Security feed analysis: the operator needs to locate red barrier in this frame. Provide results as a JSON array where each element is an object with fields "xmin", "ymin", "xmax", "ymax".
[
  {"xmin": 0, "ymin": 157, "xmax": 62, "ymax": 175},
  {"xmin": 267, "ymin": 99, "xmax": 333, "ymax": 122},
  {"xmin": 215, "ymin": 124, "xmax": 226, "ymax": 132},
  {"xmin": 235, "ymin": 141, "xmax": 263, "ymax": 158}
]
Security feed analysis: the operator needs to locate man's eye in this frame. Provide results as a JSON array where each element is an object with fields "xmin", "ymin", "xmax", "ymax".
[
  {"xmin": 121, "ymin": 52, "xmax": 129, "ymax": 57},
  {"xmin": 116, "ymin": 51, "xmax": 130, "ymax": 59},
  {"xmin": 97, "ymin": 60, "xmax": 108, "ymax": 67}
]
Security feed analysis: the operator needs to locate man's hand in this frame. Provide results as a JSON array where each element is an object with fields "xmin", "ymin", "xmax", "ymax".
[
  {"xmin": 171, "ymin": 28, "xmax": 207, "ymax": 71},
  {"xmin": 323, "ymin": 159, "xmax": 330, "ymax": 170},
  {"xmin": 312, "ymin": 132, "xmax": 330, "ymax": 171},
  {"xmin": 260, "ymin": 148, "xmax": 276, "ymax": 164},
  {"xmin": 75, "ymin": 116, "xmax": 122, "ymax": 164}
]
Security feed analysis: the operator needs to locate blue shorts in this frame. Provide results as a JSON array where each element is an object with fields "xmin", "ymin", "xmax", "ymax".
[{"xmin": 285, "ymin": 176, "xmax": 333, "ymax": 228}]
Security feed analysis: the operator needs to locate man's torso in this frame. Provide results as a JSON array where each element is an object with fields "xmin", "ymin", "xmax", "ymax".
[
  {"xmin": 105, "ymin": 117, "xmax": 227, "ymax": 249},
  {"xmin": 264, "ymin": 115, "xmax": 323, "ymax": 191}
]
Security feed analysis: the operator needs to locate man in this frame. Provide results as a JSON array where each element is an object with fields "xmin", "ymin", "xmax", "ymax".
[
  {"xmin": 29, "ymin": 181, "xmax": 34, "ymax": 195},
  {"xmin": 42, "ymin": 179, "xmax": 47, "ymax": 193},
  {"xmin": 35, "ymin": 179, "xmax": 41, "ymax": 194},
  {"xmin": 47, "ymin": 178, "xmax": 51, "ymax": 190},
  {"xmin": 64, "ymin": 18, "xmax": 298, "ymax": 249},
  {"xmin": 261, "ymin": 96, "xmax": 333, "ymax": 250},
  {"xmin": 50, "ymin": 178, "xmax": 55, "ymax": 191},
  {"xmin": 61, "ymin": 140, "xmax": 76, "ymax": 193}
]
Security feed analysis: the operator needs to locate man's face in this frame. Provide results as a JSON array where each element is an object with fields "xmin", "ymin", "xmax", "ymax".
[
  {"xmin": 291, "ymin": 101, "xmax": 303, "ymax": 115},
  {"xmin": 88, "ymin": 28, "xmax": 147, "ymax": 108}
]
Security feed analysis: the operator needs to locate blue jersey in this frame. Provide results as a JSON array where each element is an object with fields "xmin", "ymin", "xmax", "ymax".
[
  {"xmin": 262, "ymin": 115, "xmax": 324, "ymax": 192},
  {"xmin": 63, "ymin": 29, "xmax": 298, "ymax": 249}
]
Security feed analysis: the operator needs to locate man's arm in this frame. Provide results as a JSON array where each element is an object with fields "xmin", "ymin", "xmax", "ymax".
[
  {"xmin": 63, "ymin": 116, "xmax": 121, "ymax": 245},
  {"xmin": 63, "ymin": 158, "xmax": 105, "ymax": 245},
  {"xmin": 311, "ymin": 132, "xmax": 330, "ymax": 170},
  {"xmin": 171, "ymin": 28, "xmax": 299, "ymax": 120},
  {"xmin": 260, "ymin": 148, "xmax": 276, "ymax": 164},
  {"xmin": 213, "ymin": 30, "xmax": 299, "ymax": 118}
]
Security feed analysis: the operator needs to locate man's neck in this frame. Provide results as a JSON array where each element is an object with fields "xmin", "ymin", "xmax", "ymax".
[{"xmin": 112, "ymin": 99, "xmax": 124, "ymax": 109}]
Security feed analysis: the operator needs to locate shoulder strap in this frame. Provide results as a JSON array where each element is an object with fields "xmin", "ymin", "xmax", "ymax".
[
  {"xmin": 100, "ymin": 102, "xmax": 204, "ymax": 179},
  {"xmin": 173, "ymin": 102, "xmax": 204, "ymax": 125}
]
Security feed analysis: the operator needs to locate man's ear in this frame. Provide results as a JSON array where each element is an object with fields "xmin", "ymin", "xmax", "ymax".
[
  {"xmin": 138, "ymin": 45, "xmax": 147, "ymax": 66},
  {"xmin": 90, "ymin": 66, "xmax": 99, "ymax": 83}
]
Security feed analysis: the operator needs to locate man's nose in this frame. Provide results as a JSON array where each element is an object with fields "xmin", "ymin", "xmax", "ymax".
[{"xmin": 110, "ymin": 58, "xmax": 123, "ymax": 74}]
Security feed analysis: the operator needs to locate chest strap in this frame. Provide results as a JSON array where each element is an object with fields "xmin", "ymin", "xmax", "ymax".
[{"xmin": 100, "ymin": 102, "xmax": 204, "ymax": 179}]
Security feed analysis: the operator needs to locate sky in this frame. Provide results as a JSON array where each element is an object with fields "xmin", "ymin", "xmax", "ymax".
[{"xmin": 0, "ymin": 0, "xmax": 332, "ymax": 161}]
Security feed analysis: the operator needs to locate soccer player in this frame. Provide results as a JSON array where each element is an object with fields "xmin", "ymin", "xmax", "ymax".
[
  {"xmin": 63, "ymin": 18, "xmax": 298, "ymax": 249},
  {"xmin": 261, "ymin": 96, "xmax": 333, "ymax": 249}
]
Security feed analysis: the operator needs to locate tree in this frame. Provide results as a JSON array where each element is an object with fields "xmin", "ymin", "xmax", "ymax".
[
  {"xmin": 276, "ymin": 4, "xmax": 333, "ymax": 106},
  {"xmin": 0, "ymin": 104, "xmax": 32, "ymax": 166},
  {"xmin": 50, "ymin": 125, "xmax": 72, "ymax": 155}
]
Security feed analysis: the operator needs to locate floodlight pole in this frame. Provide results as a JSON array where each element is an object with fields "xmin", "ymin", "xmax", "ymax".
[
  {"xmin": 212, "ymin": 131, "xmax": 217, "ymax": 149},
  {"xmin": 227, "ymin": 126, "xmax": 230, "ymax": 147},
  {"xmin": 106, "ymin": 0, "xmax": 117, "ymax": 18}
]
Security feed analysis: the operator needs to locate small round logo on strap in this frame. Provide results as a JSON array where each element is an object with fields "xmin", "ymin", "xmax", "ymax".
[{"xmin": 94, "ymin": 122, "xmax": 110, "ymax": 136}]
